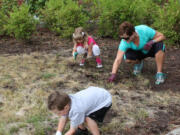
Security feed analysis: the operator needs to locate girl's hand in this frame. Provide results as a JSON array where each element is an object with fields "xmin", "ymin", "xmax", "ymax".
[
  {"xmin": 73, "ymin": 52, "xmax": 78, "ymax": 60},
  {"xmin": 87, "ymin": 55, "xmax": 92, "ymax": 59},
  {"xmin": 87, "ymin": 52, "xmax": 92, "ymax": 59},
  {"xmin": 84, "ymin": 44, "xmax": 88, "ymax": 49}
]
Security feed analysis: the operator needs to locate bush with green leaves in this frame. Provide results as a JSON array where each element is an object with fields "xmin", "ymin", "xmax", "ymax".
[
  {"xmin": 152, "ymin": 0, "xmax": 180, "ymax": 45},
  {"xmin": 0, "ymin": 11, "xmax": 8, "ymax": 35},
  {"xmin": 41, "ymin": 0, "xmax": 65, "ymax": 29},
  {"xmin": 97, "ymin": 0, "xmax": 158, "ymax": 38},
  {"xmin": 5, "ymin": 4, "xmax": 37, "ymax": 40},
  {"xmin": 0, "ymin": 0, "xmax": 18, "ymax": 14},
  {"xmin": 26, "ymin": 0, "xmax": 47, "ymax": 14},
  {"xmin": 0, "ymin": 0, "xmax": 19, "ymax": 35},
  {"xmin": 42, "ymin": 0, "xmax": 89, "ymax": 38}
]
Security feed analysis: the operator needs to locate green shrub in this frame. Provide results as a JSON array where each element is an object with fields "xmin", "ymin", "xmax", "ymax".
[
  {"xmin": 152, "ymin": 0, "xmax": 168, "ymax": 5},
  {"xmin": 42, "ymin": 0, "xmax": 89, "ymax": 38},
  {"xmin": 0, "ymin": 0, "xmax": 18, "ymax": 14},
  {"xmin": 5, "ymin": 4, "xmax": 37, "ymax": 40},
  {"xmin": 0, "ymin": 11, "xmax": 8, "ymax": 35},
  {"xmin": 152, "ymin": 0, "xmax": 180, "ymax": 45},
  {"xmin": 97, "ymin": 0, "xmax": 158, "ymax": 38},
  {"xmin": 0, "ymin": 0, "xmax": 17, "ymax": 36},
  {"xmin": 26, "ymin": 0, "xmax": 47, "ymax": 14},
  {"xmin": 41, "ymin": 0, "xmax": 66, "ymax": 31}
]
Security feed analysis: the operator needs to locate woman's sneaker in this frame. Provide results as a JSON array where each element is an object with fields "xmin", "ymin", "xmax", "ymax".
[
  {"xmin": 133, "ymin": 61, "xmax": 143, "ymax": 75},
  {"xmin": 96, "ymin": 63, "xmax": 103, "ymax": 68},
  {"xmin": 80, "ymin": 59, "xmax": 85, "ymax": 66},
  {"xmin": 155, "ymin": 72, "xmax": 166, "ymax": 85}
]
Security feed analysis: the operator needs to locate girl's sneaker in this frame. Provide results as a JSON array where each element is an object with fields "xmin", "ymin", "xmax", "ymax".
[
  {"xmin": 80, "ymin": 59, "xmax": 85, "ymax": 66},
  {"xmin": 155, "ymin": 72, "xmax": 166, "ymax": 85},
  {"xmin": 96, "ymin": 63, "xmax": 103, "ymax": 68},
  {"xmin": 133, "ymin": 61, "xmax": 143, "ymax": 75}
]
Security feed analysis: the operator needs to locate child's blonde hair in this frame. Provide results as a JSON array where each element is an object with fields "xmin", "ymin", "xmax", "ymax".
[{"xmin": 73, "ymin": 27, "xmax": 88, "ymax": 44}]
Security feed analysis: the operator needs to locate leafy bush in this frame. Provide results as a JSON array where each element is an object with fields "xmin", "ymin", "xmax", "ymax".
[
  {"xmin": 0, "ymin": 11, "xmax": 8, "ymax": 35},
  {"xmin": 42, "ymin": 0, "xmax": 89, "ymax": 38},
  {"xmin": 152, "ymin": 0, "xmax": 180, "ymax": 45},
  {"xmin": 5, "ymin": 4, "xmax": 37, "ymax": 40},
  {"xmin": 41, "ymin": 0, "xmax": 65, "ymax": 30},
  {"xmin": 26, "ymin": 0, "xmax": 47, "ymax": 14},
  {"xmin": 0, "ymin": 0, "xmax": 18, "ymax": 14},
  {"xmin": 97, "ymin": 0, "xmax": 158, "ymax": 38},
  {"xmin": 0, "ymin": 0, "xmax": 18, "ymax": 35}
]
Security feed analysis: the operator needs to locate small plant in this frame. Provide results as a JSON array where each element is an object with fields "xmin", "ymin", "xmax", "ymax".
[
  {"xmin": 5, "ymin": 4, "xmax": 37, "ymax": 40},
  {"xmin": 0, "ymin": 122, "xmax": 9, "ymax": 135},
  {"xmin": 41, "ymin": 73, "xmax": 56, "ymax": 80},
  {"xmin": 10, "ymin": 126, "xmax": 19, "ymax": 134},
  {"xmin": 134, "ymin": 109, "xmax": 149, "ymax": 121}
]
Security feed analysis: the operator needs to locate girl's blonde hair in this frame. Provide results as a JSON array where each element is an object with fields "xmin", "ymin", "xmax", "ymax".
[{"xmin": 73, "ymin": 27, "xmax": 88, "ymax": 44}]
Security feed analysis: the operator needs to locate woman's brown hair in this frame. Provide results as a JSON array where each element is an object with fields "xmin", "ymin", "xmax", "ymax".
[{"xmin": 119, "ymin": 21, "xmax": 135, "ymax": 37}]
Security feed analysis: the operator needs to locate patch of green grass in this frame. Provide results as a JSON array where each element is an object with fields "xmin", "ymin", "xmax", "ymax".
[
  {"xmin": 34, "ymin": 123, "xmax": 46, "ymax": 135},
  {"xmin": 27, "ymin": 114, "xmax": 46, "ymax": 124},
  {"xmin": 134, "ymin": 109, "xmax": 149, "ymax": 121},
  {"xmin": 10, "ymin": 126, "xmax": 19, "ymax": 134},
  {"xmin": 27, "ymin": 113, "xmax": 50, "ymax": 135},
  {"xmin": 0, "ymin": 123, "xmax": 10, "ymax": 135},
  {"xmin": 40, "ymin": 73, "xmax": 56, "ymax": 80}
]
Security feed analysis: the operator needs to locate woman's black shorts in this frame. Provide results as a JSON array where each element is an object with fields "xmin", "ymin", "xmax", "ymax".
[{"xmin": 124, "ymin": 41, "xmax": 165, "ymax": 61}]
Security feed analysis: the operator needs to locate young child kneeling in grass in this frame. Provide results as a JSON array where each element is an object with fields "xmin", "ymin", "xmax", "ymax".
[
  {"xmin": 48, "ymin": 86, "xmax": 112, "ymax": 135},
  {"xmin": 72, "ymin": 27, "xmax": 103, "ymax": 68}
]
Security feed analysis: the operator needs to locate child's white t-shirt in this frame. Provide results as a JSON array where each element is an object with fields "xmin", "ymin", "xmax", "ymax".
[{"xmin": 68, "ymin": 86, "xmax": 112, "ymax": 128}]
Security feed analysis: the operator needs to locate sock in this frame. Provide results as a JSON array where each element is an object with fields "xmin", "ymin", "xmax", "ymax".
[
  {"xmin": 157, "ymin": 72, "xmax": 162, "ymax": 74},
  {"xmin": 96, "ymin": 57, "xmax": 102, "ymax": 64},
  {"xmin": 81, "ymin": 59, "xmax": 85, "ymax": 63}
]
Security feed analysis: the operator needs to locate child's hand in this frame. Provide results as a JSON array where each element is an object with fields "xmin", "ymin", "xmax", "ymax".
[
  {"xmin": 73, "ymin": 52, "xmax": 78, "ymax": 60},
  {"xmin": 84, "ymin": 44, "xmax": 88, "ymax": 49},
  {"xmin": 56, "ymin": 131, "xmax": 62, "ymax": 135},
  {"xmin": 87, "ymin": 54, "xmax": 92, "ymax": 59},
  {"xmin": 87, "ymin": 51, "xmax": 93, "ymax": 58}
]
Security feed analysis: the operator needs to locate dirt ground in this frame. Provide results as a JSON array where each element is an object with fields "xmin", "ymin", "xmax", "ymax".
[
  {"xmin": 0, "ymin": 32, "xmax": 179, "ymax": 92},
  {"xmin": 0, "ymin": 31, "xmax": 180, "ymax": 135}
]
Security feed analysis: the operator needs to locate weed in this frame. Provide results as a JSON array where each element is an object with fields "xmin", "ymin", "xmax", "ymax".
[{"xmin": 40, "ymin": 73, "xmax": 56, "ymax": 80}]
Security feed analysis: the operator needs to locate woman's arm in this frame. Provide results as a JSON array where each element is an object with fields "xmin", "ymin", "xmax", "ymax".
[
  {"xmin": 112, "ymin": 50, "xmax": 125, "ymax": 74},
  {"xmin": 144, "ymin": 31, "xmax": 166, "ymax": 51},
  {"xmin": 153, "ymin": 31, "xmax": 166, "ymax": 42}
]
